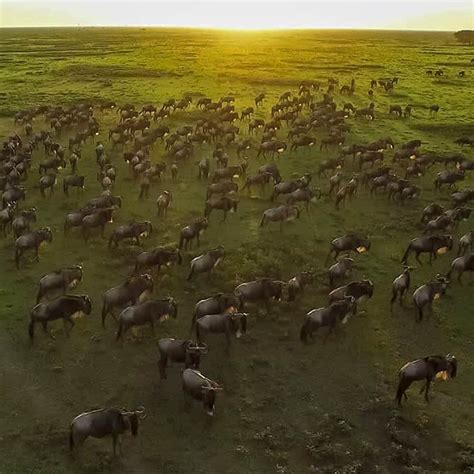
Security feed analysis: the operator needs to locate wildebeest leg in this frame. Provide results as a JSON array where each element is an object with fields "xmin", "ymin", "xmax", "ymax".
[
  {"xmin": 136, "ymin": 236, "xmax": 140, "ymax": 246},
  {"xmin": 112, "ymin": 434, "xmax": 118, "ymax": 456},
  {"xmin": 424, "ymin": 378, "xmax": 432, "ymax": 402},
  {"xmin": 63, "ymin": 317, "xmax": 74, "ymax": 337},
  {"xmin": 399, "ymin": 288, "xmax": 406, "ymax": 305},
  {"xmin": 415, "ymin": 252, "xmax": 423, "ymax": 265},
  {"xmin": 35, "ymin": 245, "xmax": 40, "ymax": 262},
  {"xmin": 42, "ymin": 321, "xmax": 48, "ymax": 334},
  {"xmin": 390, "ymin": 289, "xmax": 398, "ymax": 309},
  {"xmin": 149, "ymin": 318, "xmax": 155, "ymax": 337},
  {"xmin": 221, "ymin": 211, "xmax": 227, "ymax": 223}
]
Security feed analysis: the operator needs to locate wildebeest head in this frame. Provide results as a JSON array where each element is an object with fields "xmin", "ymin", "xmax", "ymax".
[
  {"xmin": 262, "ymin": 279, "xmax": 285, "ymax": 300},
  {"xmin": 185, "ymin": 341, "xmax": 208, "ymax": 369},
  {"xmin": 81, "ymin": 295, "xmax": 92, "ymax": 314},
  {"xmin": 230, "ymin": 312, "xmax": 248, "ymax": 338},
  {"xmin": 40, "ymin": 227, "xmax": 53, "ymax": 243},
  {"xmin": 221, "ymin": 294, "xmax": 241, "ymax": 313},
  {"xmin": 360, "ymin": 279, "xmax": 374, "ymax": 298},
  {"xmin": 446, "ymin": 354, "xmax": 458, "ymax": 378},
  {"xmin": 202, "ymin": 384, "xmax": 223, "ymax": 416},
  {"xmin": 165, "ymin": 297, "xmax": 178, "ymax": 318}
]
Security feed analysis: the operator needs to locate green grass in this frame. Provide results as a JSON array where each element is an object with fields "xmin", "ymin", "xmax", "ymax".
[{"xmin": 0, "ymin": 27, "xmax": 473, "ymax": 473}]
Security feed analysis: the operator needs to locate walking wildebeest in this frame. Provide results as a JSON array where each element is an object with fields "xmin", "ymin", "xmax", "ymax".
[
  {"xmin": 15, "ymin": 227, "xmax": 52, "ymax": 269},
  {"xmin": 287, "ymin": 187, "xmax": 321, "ymax": 210},
  {"xmin": 326, "ymin": 235, "xmax": 371, "ymax": 263},
  {"xmin": 434, "ymin": 170, "xmax": 464, "ymax": 191},
  {"xmin": 235, "ymin": 278, "xmax": 285, "ymax": 309},
  {"xmin": 204, "ymin": 195, "xmax": 238, "ymax": 222},
  {"xmin": 260, "ymin": 205, "xmax": 300, "ymax": 230},
  {"xmin": 447, "ymin": 254, "xmax": 474, "ymax": 282},
  {"xmin": 328, "ymin": 280, "xmax": 374, "ymax": 303},
  {"xmin": 182, "ymin": 368, "xmax": 223, "ymax": 417},
  {"xmin": 192, "ymin": 293, "xmax": 242, "ymax": 331},
  {"xmin": 300, "ymin": 296, "xmax": 357, "ymax": 343},
  {"xmin": 29, "ymin": 294, "xmax": 91, "ymax": 340},
  {"xmin": 421, "ymin": 203, "xmax": 445, "ymax": 224},
  {"xmin": 395, "ymin": 355, "xmax": 457, "ymax": 405},
  {"xmin": 187, "ymin": 246, "xmax": 225, "ymax": 280},
  {"xmin": 413, "ymin": 274, "xmax": 449, "ymax": 321},
  {"xmin": 156, "ymin": 191, "xmax": 172, "ymax": 216},
  {"xmin": 0, "ymin": 202, "xmax": 16, "ymax": 237},
  {"xmin": 390, "ymin": 266, "xmax": 413, "ymax": 308},
  {"xmin": 328, "ymin": 257, "xmax": 354, "ymax": 287},
  {"xmin": 2, "ymin": 185, "xmax": 26, "ymax": 208},
  {"xmin": 37, "ymin": 265, "xmax": 83, "ymax": 303},
  {"xmin": 158, "ymin": 339, "xmax": 208, "ymax": 379},
  {"xmin": 287, "ymin": 271, "xmax": 314, "ymax": 301},
  {"xmin": 101, "ymin": 274, "xmax": 154, "ymax": 327},
  {"xmin": 116, "ymin": 297, "xmax": 177, "ymax": 340},
  {"xmin": 401, "ymin": 235, "xmax": 453, "ymax": 265},
  {"xmin": 82, "ymin": 207, "xmax": 114, "ymax": 242},
  {"xmin": 12, "ymin": 207, "xmax": 37, "ymax": 238},
  {"xmin": 134, "ymin": 247, "xmax": 182, "ymax": 274},
  {"xmin": 69, "ymin": 407, "xmax": 146, "ymax": 455},
  {"xmin": 108, "ymin": 221, "xmax": 152, "ymax": 248},
  {"xmin": 179, "ymin": 218, "xmax": 208, "ymax": 250},
  {"xmin": 458, "ymin": 231, "xmax": 473, "ymax": 256}
]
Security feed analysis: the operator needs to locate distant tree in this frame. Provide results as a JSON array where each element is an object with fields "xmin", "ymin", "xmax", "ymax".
[{"xmin": 454, "ymin": 30, "xmax": 474, "ymax": 45}]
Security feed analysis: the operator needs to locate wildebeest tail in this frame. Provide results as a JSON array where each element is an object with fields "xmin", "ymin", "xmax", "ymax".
[
  {"xmin": 36, "ymin": 286, "xmax": 43, "ymax": 304},
  {"xmin": 186, "ymin": 266, "xmax": 194, "ymax": 281},
  {"xmin": 28, "ymin": 320, "xmax": 35, "ymax": 340},
  {"xmin": 63, "ymin": 180, "xmax": 68, "ymax": 195},
  {"xmin": 259, "ymin": 215, "xmax": 266, "ymax": 227},
  {"xmin": 69, "ymin": 426, "xmax": 75, "ymax": 451},
  {"xmin": 116, "ymin": 320, "xmax": 123, "ymax": 340},
  {"xmin": 395, "ymin": 376, "xmax": 410, "ymax": 405},
  {"xmin": 300, "ymin": 318, "xmax": 309, "ymax": 343},
  {"xmin": 101, "ymin": 300, "xmax": 108, "ymax": 327},
  {"xmin": 401, "ymin": 246, "xmax": 410, "ymax": 264},
  {"xmin": 15, "ymin": 246, "xmax": 21, "ymax": 269}
]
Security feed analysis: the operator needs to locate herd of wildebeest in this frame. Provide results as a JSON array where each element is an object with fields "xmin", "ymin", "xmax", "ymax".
[{"xmin": 2, "ymin": 70, "xmax": 473, "ymax": 455}]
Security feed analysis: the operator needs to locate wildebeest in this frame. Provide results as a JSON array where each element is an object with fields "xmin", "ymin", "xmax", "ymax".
[
  {"xmin": 82, "ymin": 207, "xmax": 114, "ymax": 242},
  {"xmin": 287, "ymin": 187, "xmax": 321, "ymax": 210},
  {"xmin": 182, "ymin": 368, "xmax": 223, "ymax": 416},
  {"xmin": 424, "ymin": 215, "xmax": 455, "ymax": 234},
  {"xmin": 39, "ymin": 172, "xmax": 57, "ymax": 197},
  {"xmin": 37, "ymin": 265, "xmax": 83, "ymax": 303},
  {"xmin": 401, "ymin": 234, "xmax": 453, "ymax": 265},
  {"xmin": 256, "ymin": 140, "xmax": 287, "ymax": 159},
  {"xmin": 395, "ymin": 354, "xmax": 457, "ymax": 405},
  {"xmin": 158, "ymin": 339, "xmax": 208, "ymax": 379},
  {"xmin": 69, "ymin": 407, "xmax": 146, "ymax": 455},
  {"xmin": 390, "ymin": 266, "xmax": 413, "ymax": 308},
  {"xmin": 116, "ymin": 297, "xmax": 177, "ymax": 340},
  {"xmin": 235, "ymin": 278, "xmax": 285, "ymax": 309},
  {"xmin": 328, "ymin": 279, "xmax": 374, "ymax": 303},
  {"xmin": 389, "ymin": 105, "xmax": 402, "ymax": 117},
  {"xmin": 192, "ymin": 293, "xmax": 242, "ymax": 330},
  {"xmin": 326, "ymin": 235, "xmax": 371, "ymax": 263},
  {"xmin": 156, "ymin": 190, "xmax": 172, "ymax": 216},
  {"xmin": 15, "ymin": 227, "xmax": 52, "ymax": 269},
  {"xmin": 421, "ymin": 203, "xmax": 445, "ymax": 224},
  {"xmin": 63, "ymin": 174, "xmax": 85, "ymax": 196},
  {"xmin": 206, "ymin": 181, "xmax": 238, "ymax": 199},
  {"xmin": 328, "ymin": 257, "xmax": 354, "ymax": 287},
  {"xmin": 0, "ymin": 202, "xmax": 16, "ymax": 237},
  {"xmin": 434, "ymin": 170, "xmax": 464, "ymax": 190},
  {"xmin": 413, "ymin": 274, "xmax": 449, "ymax": 321},
  {"xmin": 2, "ymin": 185, "xmax": 26, "ymax": 208},
  {"xmin": 429, "ymin": 104, "xmax": 440, "ymax": 115},
  {"xmin": 196, "ymin": 312, "xmax": 247, "ymax": 348},
  {"xmin": 287, "ymin": 271, "xmax": 314, "ymax": 301},
  {"xmin": 300, "ymin": 296, "xmax": 357, "ymax": 343},
  {"xmin": 458, "ymin": 230, "xmax": 473, "ymax": 256},
  {"xmin": 87, "ymin": 194, "xmax": 122, "ymax": 209},
  {"xmin": 188, "ymin": 246, "xmax": 225, "ymax": 280},
  {"xmin": 204, "ymin": 195, "xmax": 238, "ymax": 222},
  {"xmin": 197, "ymin": 157, "xmax": 210, "ymax": 179},
  {"xmin": 242, "ymin": 172, "xmax": 272, "ymax": 196},
  {"xmin": 179, "ymin": 218, "xmax": 208, "ymax": 250},
  {"xmin": 108, "ymin": 221, "xmax": 152, "ymax": 248},
  {"xmin": 29, "ymin": 294, "xmax": 91, "ymax": 340},
  {"xmin": 134, "ymin": 247, "xmax": 182, "ymax": 274},
  {"xmin": 260, "ymin": 205, "xmax": 300, "ymax": 230},
  {"xmin": 447, "ymin": 254, "xmax": 474, "ymax": 282},
  {"xmin": 101, "ymin": 274, "xmax": 154, "ymax": 327}
]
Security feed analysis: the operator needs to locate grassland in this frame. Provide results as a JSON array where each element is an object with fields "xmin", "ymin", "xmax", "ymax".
[{"xmin": 0, "ymin": 28, "xmax": 473, "ymax": 473}]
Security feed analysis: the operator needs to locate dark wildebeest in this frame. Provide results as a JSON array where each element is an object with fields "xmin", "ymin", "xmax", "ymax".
[
  {"xmin": 156, "ymin": 191, "xmax": 172, "ymax": 216},
  {"xmin": 447, "ymin": 254, "xmax": 474, "ymax": 282},
  {"xmin": 0, "ymin": 202, "xmax": 16, "ymax": 237},
  {"xmin": 206, "ymin": 181, "xmax": 238, "ymax": 199},
  {"xmin": 204, "ymin": 195, "xmax": 238, "ymax": 222},
  {"xmin": 335, "ymin": 176, "xmax": 358, "ymax": 209},
  {"xmin": 424, "ymin": 215, "xmax": 456, "ymax": 234},
  {"xmin": 260, "ymin": 205, "xmax": 300, "ymax": 230},
  {"xmin": 2, "ymin": 185, "xmax": 26, "ymax": 208},
  {"xmin": 187, "ymin": 246, "xmax": 225, "ymax": 280},
  {"xmin": 134, "ymin": 247, "xmax": 182, "ymax": 274},
  {"xmin": 158, "ymin": 339, "xmax": 208, "ymax": 379},
  {"xmin": 290, "ymin": 135, "xmax": 316, "ymax": 152},
  {"xmin": 86, "ymin": 194, "xmax": 122, "ymax": 209},
  {"xmin": 37, "ymin": 265, "xmax": 83, "ymax": 303},
  {"xmin": 182, "ymin": 368, "xmax": 223, "ymax": 417},
  {"xmin": 179, "ymin": 218, "xmax": 209, "ymax": 250},
  {"xmin": 81, "ymin": 207, "xmax": 114, "ymax": 242},
  {"xmin": 420, "ymin": 203, "xmax": 445, "ymax": 224},
  {"xmin": 326, "ymin": 235, "xmax": 371, "ymax": 263},
  {"xmin": 328, "ymin": 257, "xmax": 354, "ymax": 287},
  {"xmin": 63, "ymin": 175, "xmax": 85, "ymax": 196},
  {"xmin": 390, "ymin": 266, "xmax": 413, "ymax": 308},
  {"xmin": 255, "ymin": 93, "xmax": 265, "ymax": 107},
  {"xmin": 389, "ymin": 105, "xmax": 402, "ymax": 117},
  {"xmin": 242, "ymin": 172, "xmax": 272, "ymax": 196},
  {"xmin": 101, "ymin": 274, "xmax": 154, "ymax": 327},
  {"xmin": 116, "ymin": 297, "xmax": 178, "ymax": 340},
  {"xmin": 429, "ymin": 104, "xmax": 440, "ymax": 115},
  {"xmin": 12, "ymin": 207, "xmax": 37, "ymax": 238},
  {"xmin": 300, "ymin": 296, "xmax": 357, "ymax": 343},
  {"xmin": 29, "ymin": 294, "xmax": 91, "ymax": 340},
  {"xmin": 328, "ymin": 280, "xmax": 374, "ymax": 303},
  {"xmin": 197, "ymin": 158, "xmax": 210, "ymax": 179},
  {"xmin": 401, "ymin": 235, "xmax": 453, "ymax": 265},
  {"xmin": 458, "ymin": 231, "xmax": 473, "ymax": 256},
  {"xmin": 15, "ymin": 227, "xmax": 52, "ymax": 269},
  {"xmin": 434, "ymin": 170, "xmax": 464, "ymax": 191},
  {"xmin": 69, "ymin": 407, "xmax": 146, "ymax": 455},
  {"xmin": 108, "ymin": 221, "xmax": 152, "ymax": 248},
  {"xmin": 236, "ymin": 139, "xmax": 251, "ymax": 158},
  {"xmin": 395, "ymin": 354, "xmax": 457, "ymax": 405},
  {"xmin": 196, "ymin": 312, "xmax": 247, "ymax": 349},
  {"xmin": 64, "ymin": 207, "xmax": 96, "ymax": 235},
  {"xmin": 287, "ymin": 187, "xmax": 321, "ymax": 210},
  {"xmin": 257, "ymin": 140, "xmax": 287, "ymax": 159},
  {"xmin": 452, "ymin": 189, "xmax": 474, "ymax": 207},
  {"xmin": 39, "ymin": 172, "xmax": 57, "ymax": 197},
  {"xmin": 454, "ymin": 136, "xmax": 473, "ymax": 147},
  {"xmin": 234, "ymin": 278, "xmax": 285, "ymax": 310},
  {"xmin": 271, "ymin": 178, "xmax": 306, "ymax": 201},
  {"xmin": 287, "ymin": 271, "xmax": 314, "ymax": 301},
  {"xmin": 192, "ymin": 293, "xmax": 241, "ymax": 328},
  {"xmin": 413, "ymin": 274, "xmax": 449, "ymax": 321}
]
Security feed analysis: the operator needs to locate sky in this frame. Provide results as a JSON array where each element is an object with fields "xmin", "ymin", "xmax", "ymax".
[{"xmin": 1, "ymin": 0, "xmax": 473, "ymax": 30}]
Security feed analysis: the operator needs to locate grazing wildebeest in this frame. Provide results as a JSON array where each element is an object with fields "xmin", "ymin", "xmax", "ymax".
[
  {"xmin": 63, "ymin": 174, "xmax": 85, "ymax": 196},
  {"xmin": 116, "ymin": 297, "xmax": 177, "ymax": 340},
  {"xmin": 81, "ymin": 207, "xmax": 114, "ymax": 242},
  {"xmin": 452, "ymin": 189, "xmax": 474, "ymax": 207},
  {"xmin": 108, "ymin": 221, "xmax": 152, "ymax": 248},
  {"xmin": 102, "ymin": 274, "xmax": 154, "ymax": 327},
  {"xmin": 421, "ymin": 203, "xmax": 445, "ymax": 224},
  {"xmin": 37, "ymin": 265, "xmax": 83, "ymax": 303},
  {"xmin": 395, "ymin": 355, "xmax": 457, "ymax": 405},
  {"xmin": 257, "ymin": 140, "xmax": 287, "ymax": 159},
  {"xmin": 326, "ymin": 235, "xmax": 371, "ymax": 263},
  {"xmin": 87, "ymin": 194, "xmax": 122, "ymax": 209},
  {"xmin": 188, "ymin": 246, "xmax": 225, "ymax": 280},
  {"xmin": 29, "ymin": 294, "xmax": 91, "ymax": 340},
  {"xmin": 158, "ymin": 339, "xmax": 208, "ymax": 379},
  {"xmin": 424, "ymin": 215, "xmax": 455, "ymax": 234},
  {"xmin": 249, "ymin": 118, "xmax": 265, "ymax": 134},
  {"xmin": 389, "ymin": 105, "xmax": 402, "ymax": 117},
  {"xmin": 236, "ymin": 139, "xmax": 251, "ymax": 158},
  {"xmin": 255, "ymin": 93, "xmax": 265, "ymax": 107},
  {"xmin": 192, "ymin": 293, "xmax": 242, "ymax": 328},
  {"xmin": 2, "ymin": 185, "xmax": 26, "ymax": 208},
  {"xmin": 404, "ymin": 105, "xmax": 413, "ymax": 118},
  {"xmin": 196, "ymin": 312, "xmax": 247, "ymax": 348},
  {"xmin": 401, "ymin": 235, "xmax": 453, "ymax": 265},
  {"xmin": 69, "ymin": 407, "xmax": 146, "ymax": 455},
  {"xmin": 458, "ymin": 231, "xmax": 473, "ymax": 256},
  {"xmin": 390, "ymin": 266, "xmax": 413, "ymax": 308},
  {"xmin": 287, "ymin": 187, "xmax": 321, "ymax": 210},
  {"xmin": 260, "ymin": 205, "xmax": 300, "ymax": 230},
  {"xmin": 15, "ymin": 227, "xmax": 52, "ymax": 269},
  {"xmin": 242, "ymin": 172, "xmax": 272, "ymax": 196},
  {"xmin": 206, "ymin": 181, "xmax": 238, "ymax": 199},
  {"xmin": 413, "ymin": 274, "xmax": 449, "ymax": 321},
  {"xmin": 287, "ymin": 271, "xmax": 314, "ymax": 301},
  {"xmin": 328, "ymin": 257, "xmax": 354, "ymax": 287},
  {"xmin": 182, "ymin": 368, "xmax": 223, "ymax": 416},
  {"xmin": 300, "ymin": 296, "xmax": 357, "ymax": 343},
  {"xmin": 328, "ymin": 280, "xmax": 374, "ymax": 303},
  {"xmin": 11, "ymin": 207, "xmax": 36, "ymax": 238},
  {"xmin": 335, "ymin": 176, "xmax": 358, "ymax": 209},
  {"xmin": 134, "ymin": 247, "xmax": 182, "ymax": 274},
  {"xmin": 318, "ymin": 156, "xmax": 345, "ymax": 177},
  {"xmin": 235, "ymin": 278, "xmax": 285, "ymax": 309},
  {"xmin": 429, "ymin": 104, "xmax": 440, "ymax": 115},
  {"xmin": 258, "ymin": 163, "xmax": 282, "ymax": 184},
  {"xmin": 0, "ymin": 202, "xmax": 16, "ymax": 237},
  {"xmin": 434, "ymin": 170, "xmax": 464, "ymax": 191},
  {"xmin": 204, "ymin": 195, "xmax": 238, "ymax": 222},
  {"xmin": 454, "ymin": 136, "xmax": 473, "ymax": 147},
  {"xmin": 179, "ymin": 218, "xmax": 208, "ymax": 250},
  {"xmin": 447, "ymin": 254, "xmax": 474, "ymax": 282}
]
